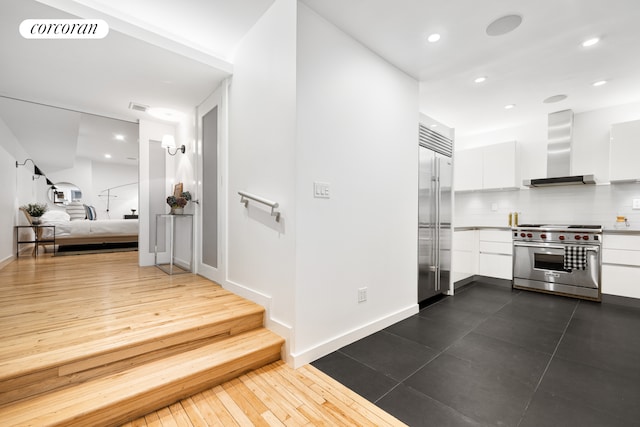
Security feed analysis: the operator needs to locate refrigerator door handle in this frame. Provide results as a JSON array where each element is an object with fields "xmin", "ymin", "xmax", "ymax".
[{"xmin": 434, "ymin": 157, "xmax": 441, "ymax": 291}]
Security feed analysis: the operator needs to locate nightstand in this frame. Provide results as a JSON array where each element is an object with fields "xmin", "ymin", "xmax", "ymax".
[{"xmin": 15, "ymin": 225, "xmax": 55, "ymax": 257}]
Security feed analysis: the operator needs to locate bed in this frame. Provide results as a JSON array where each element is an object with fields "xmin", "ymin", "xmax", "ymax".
[{"xmin": 25, "ymin": 209, "xmax": 138, "ymax": 253}]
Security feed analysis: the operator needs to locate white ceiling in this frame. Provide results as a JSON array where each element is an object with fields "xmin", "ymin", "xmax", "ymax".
[
  {"xmin": 44, "ymin": 0, "xmax": 276, "ymax": 62},
  {"xmin": 3, "ymin": 0, "xmax": 640, "ymax": 172},
  {"xmin": 0, "ymin": 0, "xmax": 272, "ymax": 172},
  {"xmin": 301, "ymin": 0, "xmax": 640, "ymax": 137}
]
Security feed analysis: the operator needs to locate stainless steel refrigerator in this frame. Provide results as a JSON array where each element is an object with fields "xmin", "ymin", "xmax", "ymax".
[{"xmin": 418, "ymin": 121, "xmax": 453, "ymax": 303}]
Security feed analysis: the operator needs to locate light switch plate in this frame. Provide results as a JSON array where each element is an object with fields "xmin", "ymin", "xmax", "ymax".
[
  {"xmin": 633, "ymin": 199, "xmax": 640, "ymax": 209},
  {"xmin": 314, "ymin": 182, "xmax": 330, "ymax": 199}
]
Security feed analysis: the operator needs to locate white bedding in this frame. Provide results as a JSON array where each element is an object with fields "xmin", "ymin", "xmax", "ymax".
[{"xmin": 41, "ymin": 219, "xmax": 138, "ymax": 238}]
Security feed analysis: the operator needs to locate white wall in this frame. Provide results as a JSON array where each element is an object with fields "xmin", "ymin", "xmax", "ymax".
[
  {"xmin": 171, "ymin": 111, "xmax": 197, "ymax": 268},
  {"xmin": 1, "ymin": 118, "xmax": 39, "ymax": 264},
  {"xmin": 293, "ymin": 4, "xmax": 419, "ymax": 365},
  {"xmin": 91, "ymin": 161, "xmax": 138, "ymax": 220},
  {"xmin": 44, "ymin": 158, "xmax": 138, "ymax": 220},
  {"xmin": 573, "ymin": 102, "xmax": 640, "ymax": 182},
  {"xmin": 138, "ymin": 119, "xmax": 177, "ymax": 266},
  {"xmin": 456, "ymin": 101, "xmax": 640, "ymax": 184},
  {"xmin": 455, "ymin": 102, "xmax": 640, "ymax": 228},
  {"xmin": 456, "ymin": 183, "xmax": 640, "ymax": 229},
  {"xmin": 137, "ymin": 0, "xmax": 419, "ymax": 367},
  {"xmin": 226, "ymin": 0, "xmax": 298, "ymax": 343},
  {"xmin": 456, "ymin": 118, "xmax": 548, "ymax": 185}
]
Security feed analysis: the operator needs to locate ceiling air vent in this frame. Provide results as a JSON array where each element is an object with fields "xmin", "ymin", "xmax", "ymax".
[{"xmin": 128, "ymin": 102, "xmax": 148, "ymax": 113}]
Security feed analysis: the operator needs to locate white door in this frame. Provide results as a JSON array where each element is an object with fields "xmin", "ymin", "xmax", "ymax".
[{"xmin": 195, "ymin": 82, "xmax": 227, "ymax": 283}]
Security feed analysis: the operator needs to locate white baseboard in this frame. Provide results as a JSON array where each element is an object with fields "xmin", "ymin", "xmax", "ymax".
[
  {"xmin": 289, "ymin": 304, "xmax": 419, "ymax": 369},
  {"xmin": 0, "ymin": 254, "xmax": 15, "ymax": 270},
  {"xmin": 138, "ymin": 252, "xmax": 155, "ymax": 267},
  {"xmin": 219, "ymin": 277, "xmax": 418, "ymax": 369},
  {"xmin": 223, "ymin": 278, "xmax": 293, "ymax": 362}
]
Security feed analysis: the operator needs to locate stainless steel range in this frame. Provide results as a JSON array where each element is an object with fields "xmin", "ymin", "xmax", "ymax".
[{"xmin": 512, "ymin": 224, "xmax": 602, "ymax": 301}]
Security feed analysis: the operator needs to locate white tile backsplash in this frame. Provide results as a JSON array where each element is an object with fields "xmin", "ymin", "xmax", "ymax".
[{"xmin": 455, "ymin": 182, "xmax": 640, "ymax": 229}]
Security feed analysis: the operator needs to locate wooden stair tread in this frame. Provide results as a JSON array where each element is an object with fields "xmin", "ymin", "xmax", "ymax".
[
  {"xmin": 0, "ymin": 302, "xmax": 265, "ymax": 382},
  {"xmin": 0, "ymin": 328, "xmax": 284, "ymax": 426}
]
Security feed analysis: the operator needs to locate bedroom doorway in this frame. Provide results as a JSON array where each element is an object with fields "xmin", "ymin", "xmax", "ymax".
[{"xmin": 195, "ymin": 83, "xmax": 227, "ymax": 283}]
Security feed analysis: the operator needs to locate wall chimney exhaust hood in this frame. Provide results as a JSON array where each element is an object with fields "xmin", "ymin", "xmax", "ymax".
[{"xmin": 523, "ymin": 109, "xmax": 596, "ymax": 187}]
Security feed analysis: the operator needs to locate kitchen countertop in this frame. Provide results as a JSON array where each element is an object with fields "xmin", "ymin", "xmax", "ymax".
[
  {"xmin": 454, "ymin": 226, "xmax": 512, "ymax": 231},
  {"xmin": 455, "ymin": 226, "xmax": 640, "ymax": 235},
  {"xmin": 603, "ymin": 227, "xmax": 640, "ymax": 234}
]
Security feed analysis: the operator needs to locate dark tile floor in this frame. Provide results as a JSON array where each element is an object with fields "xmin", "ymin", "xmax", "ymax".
[{"xmin": 312, "ymin": 281, "xmax": 640, "ymax": 427}]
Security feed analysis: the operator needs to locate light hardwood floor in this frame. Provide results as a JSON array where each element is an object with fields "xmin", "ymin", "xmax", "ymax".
[
  {"xmin": 0, "ymin": 251, "xmax": 405, "ymax": 426},
  {"xmin": 124, "ymin": 361, "xmax": 404, "ymax": 427}
]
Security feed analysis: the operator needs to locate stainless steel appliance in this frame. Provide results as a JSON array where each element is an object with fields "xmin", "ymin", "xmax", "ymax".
[
  {"xmin": 522, "ymin": 110, "xmax": 596, "ymax": 187},
  {"xmin": 418, "ymin": 122, "xmax": 453, "ymax": 302},
  {"xmin": 512, "ymin": 224, "xmax": 602, "ymax": 301}
]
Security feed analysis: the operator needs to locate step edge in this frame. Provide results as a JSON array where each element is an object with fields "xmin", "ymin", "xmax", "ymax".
[
  {"xmin": 0, "ymin": 329, "xmax": 284, "ymax": 425},
  {"xmin": 0, "ymin": 307, "xmax": 266, "ymax": 382}
]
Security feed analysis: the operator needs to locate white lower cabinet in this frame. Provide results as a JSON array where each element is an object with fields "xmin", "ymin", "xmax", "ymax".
[
  {"xmin": 478, "ymin": 229, "xmax": 513, "ymax": 280},
  {"xmin": 452, "ymin": 230, "xmax": 478, "ymax": 282},
  {"xmin": 602, "ymin": 234, "xmax": 640, "ymax": 299},
  {"xmin": 453, "ymin": 228, "xmax": 513, "ymax": 282}
]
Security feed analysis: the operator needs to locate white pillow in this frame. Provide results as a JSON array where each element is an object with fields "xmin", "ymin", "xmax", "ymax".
[
  {"xmin": 41, "ymin": 209, "xmax": 71, "ymax": 222},
  {"xmin": 66, "ymin": 202, "xmax": 86, "ymax": 221}
]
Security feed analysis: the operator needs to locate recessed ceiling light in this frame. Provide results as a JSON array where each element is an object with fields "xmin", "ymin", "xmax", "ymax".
[
  {"xmin": 430, "ymin": 124, "xmax": 438, "ymax": 128},
  {"xmin": 104, "ymin": 154, "xmax": 112, "ymax": 159},
  {"xmin": 114, "ymin": 134, "xmax": 125, "ymax": 141},
  {"xmin": 504, "ymin": 104, "xmax": 516, "ymax": 110},
  {"xmin": 486, "ymin": 14, "xmax": 523, "ymax": 37},
  {"xmin": 593, "ymin": 80, "xmax": 607, "ymax": 87},
  {"xmin": 543, "ymin": 94, "xmax": 568, "ymax": 104},
  {"xmin": 427, "ymin": 33, "xmax": 441, "ymax": 43},
  {"xmin": 582, "ymin": 37, "xmax": 600, "ymax": 47},
  {"xmin": 147, "ymin": 107, "xmax": 184, "ymax": 122},
  {"xmin": 474, "ymin": 76, "xmax": 487, "ymax": 84}
]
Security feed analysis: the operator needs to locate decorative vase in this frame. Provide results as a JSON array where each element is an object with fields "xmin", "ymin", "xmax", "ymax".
[
  {"xmin": 170, "ymin": 207, "xmax": 184, "ymax": 215},
  {"xmin": 31, "ymin": 217, "xmax": 42, "ymax": 225}
]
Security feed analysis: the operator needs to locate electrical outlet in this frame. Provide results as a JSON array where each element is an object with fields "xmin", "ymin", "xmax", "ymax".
[
  {"xmin": 358, "ymin": 287, "xmax": 367, "ymax": 303},
  {"xmin": 633, "ymin": 199, "xmax": 640, "ymax": 210},
  {"xmin": 313, "ymin": 181, "xmax": 330, "ymax": 199}
]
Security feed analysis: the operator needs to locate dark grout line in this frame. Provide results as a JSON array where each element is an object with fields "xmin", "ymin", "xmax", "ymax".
[
  {"xmin": 373, "ymin": 288, "xmax": 519, "ymax": 424},
  {"xmin": 515, "ymin": 299, "xmax": 580, "ymax": 427}
]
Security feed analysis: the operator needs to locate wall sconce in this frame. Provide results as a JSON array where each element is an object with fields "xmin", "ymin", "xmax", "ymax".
[
  {"xmin": 161, "ymin": 135, "xmax": 185, "ymax": 156},
  {"xmin": 16, "ymin": 158, "xmax": 44, "ymax": 180}
]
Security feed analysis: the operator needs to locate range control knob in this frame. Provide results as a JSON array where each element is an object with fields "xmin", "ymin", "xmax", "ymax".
[
  {"xmin": 520, "ymin": 233, "xmax": 526, "ymax": 238},
  {"xmin": 559, "ymin": 235, "xmax": 565, "ymax": 240},
  {"xmin": 527, "ymin": 233, "xmax": 533, "ymax": 238},
  {"xmin": 575, "ymin": 235, "xmax": 582, "ymax": 240},
  {"xmin": 540, "ymin": 234, "xmax": 547, "ymax": 239},
  {"xmin": 583, "ymin": 235, "xmax": 590, "ymax": 240}
]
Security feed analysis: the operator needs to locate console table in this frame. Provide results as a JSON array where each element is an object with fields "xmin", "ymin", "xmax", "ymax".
[
  {"xmin": 15, "ymin": 225, "xmax": 55, "ymax": 257},
  {"xmin": 154, "ymin": 214, "xmax": 193, "ymax": 274}
]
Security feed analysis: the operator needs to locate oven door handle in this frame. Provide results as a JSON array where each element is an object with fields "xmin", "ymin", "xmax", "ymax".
[{"xmin": 514, "ymin": 241, "xmax": 600, "ymax": 252}]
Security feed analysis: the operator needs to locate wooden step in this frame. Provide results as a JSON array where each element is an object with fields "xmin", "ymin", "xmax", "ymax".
[
  {"xmin": 0, "ymin": 328, "xmax": 284, "ymax": 427},
  {"xmin": 0, "ymin": 304, "xmax": 265, "ymax": 407}
]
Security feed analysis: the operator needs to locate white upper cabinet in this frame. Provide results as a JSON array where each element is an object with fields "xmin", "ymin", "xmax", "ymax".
[
  {"xmin": 454, "ymin": 148, "xmax": 484, "ymax": 192},
  {"xmin": 454, "ymin": 141, "xmax": 518, "ymax": 191},
  {"xmin": 483, "ymin": 141, "xmax": 518, "ymax": 190},
  {"xmin": 610, "ymin": 119, "xmax": 640, "ymax": 182}
]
